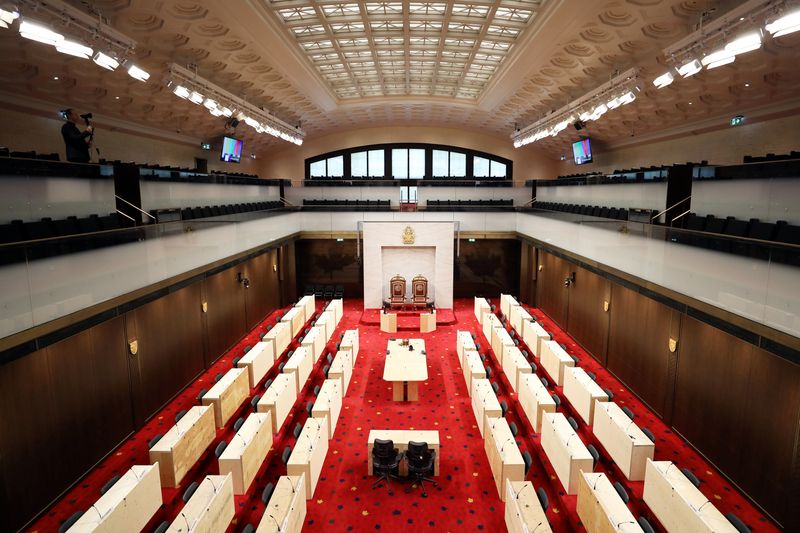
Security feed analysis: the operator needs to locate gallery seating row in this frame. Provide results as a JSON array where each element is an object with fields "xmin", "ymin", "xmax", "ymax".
[
  {"xmin": 302, "ymin": 199, "xmax": 391, "ymax": 210},
  {"xmin": 533, "ymin": 201, "xmax": 630, "ymax": 220},
  {"xmin": 0, "ymin": 147, "xmax": 60, "ymax": 161},
  {"xmin": 304, "ymin": 284, "xmax": 344, "ymax": 299},
  {"xmin": 743, "ymin": 151, "xmax": 800, "ymax": 163},
  {"xmin": 176, "ymin": 201, "xmax": 284, "ymax": 221},
  {"xmin": 426, "ymin": 199, "xmax": 513, "ymax": 210}
]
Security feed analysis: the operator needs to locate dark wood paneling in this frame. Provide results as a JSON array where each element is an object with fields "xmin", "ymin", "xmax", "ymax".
[
  {"xmin": 281, "ymin": 243, "xmax": 298, "ymax": 306},
  {"xmin": 132, "ymin": 284, "xmax": 205, "ymax": 421},
  {"xmin": 456, "ymin": 239, "xmax": 520, "ymax": 298},
  {"xmin": 606, "ymin": 283, "xmax": 677, "ymax": 417},
  {"xmin": 295, "ymin": 239, "xmax": 361, "ymax": 298},
  {"xmin": 243, "ymin": 251, "xmax": 277, "ymax": 330},
  {"xmin": 203, "ymin": 268, "xmax": 247, "ymax": 364},
  {"xmin": 566, "ymin": 265, "xmax": 610, "ymax": 364},
  {"xmin": 536, "ymin": 250, "xmax": 569, "ymax": 327}
]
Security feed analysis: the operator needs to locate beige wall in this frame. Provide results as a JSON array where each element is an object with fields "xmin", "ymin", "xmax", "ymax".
[
  {"xmin": 0, "ymin": 106, "xmax": 261, "ymax": 174},
  {"xmin": 257, "ymin": 125, "xmax": 557, "ymax": 183},
  {"xmin": 553, "ymin": 113, "xmax": 800, "ymax": 176}
]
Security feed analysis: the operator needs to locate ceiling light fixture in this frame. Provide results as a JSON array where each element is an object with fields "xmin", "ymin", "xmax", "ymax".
[
  {"xmin": 766, "ymin": 8, "xmax": 800, "ymax": 37},
  {"xmin": 19, "ymin": 18, "xmax": 63, "ymax": 45},
  {"xmin": 0, "ymin": 7, "xmax": 19, "ymax": 28},
  {"xmin": 725, "ymin": 31, "xmax": 762, "ymax": 55},
  {"xmin": 189, "ymin": 91, "xmax": 204, "ymax": 104},
  {"xmin": 92, "ymin": 51, "xmax": 119, "ymax": 70},
  {"xmin": 173, "ymin": 85, "xmax": 190, "ymax": 99},
  {"xmin": 677, "ymin": 59, "xmax": 702, "ymax": 78},
  {"xmin": 653, "ymin": 72, "xmax": 674, "ymax": 89},
  {"xmin": 125, "ymin": 61, "xmax": 149, "ymax": 82},
  {"xmin": 55, "ymin": 38, "xmax": 93, "ymax": 59}
]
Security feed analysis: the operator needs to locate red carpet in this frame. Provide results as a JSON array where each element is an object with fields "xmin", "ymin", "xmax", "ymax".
[{"xmin": 29, "ymin": 298, "xmax": 780, "ymax": 532}]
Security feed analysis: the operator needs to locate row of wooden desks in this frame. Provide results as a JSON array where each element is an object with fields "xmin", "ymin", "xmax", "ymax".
[
  {"xmin": 328, "ymin": 349, "xmax": 353, "ymax": 394},
  {"xmin": 474, "ymin": 297, "xmax": 491, "ymax": 325},
  {"xmin": 541, "ymin": 412, "xmax": 594, "ymax": 495},
  {"xmin": 563, "ymin": 366, "xmax": 608, "ymax": 425},
  {"xmin": 504, "ymin": 480, "xmax": 552, "ymax": 533},
  {"xmin": 463, "ymin": 349, "xmax": 486, "ymax": 394},
  {"xmin": 283, "ymin": 347, "xmax": 313, "ymax": 392},
  {"xmin": 509, "ymin": 305, "xmax": 532, "ymax": 338},
  {"xmin": 577, "ymin": 472, "xmax": 642, "ymax": 533},
  {"xmin": 257, "ymin": 374, "xmax": 297, "ymax": 435},
  {"xmin": 540, "ymin": 339, "xmax": 575, "ymax": 386},
  {"xmin": 501, "ymin": 346, "xmax": 533, "ymax": 393},
  {"xmin": 287, "ymin": 416, "xmax": 329, "ymax": 499},
  {"xmin": 257, "ymin": 475, "xmax": 306, "ymax": 533},
  {"xmin": 300, "ymin": 325, "xmax": 325, "ymax": 362},
  {"xmin": 237, "ymin": 341, "xmax": 272, "ymax": 388},
  {"xmin": 149, "ymin": 405, "xmax": 216, "ymax": 487},
  {"xmin": 280, "ymin": 307, "xmax": 304, "ymax": 338},
  {"xmin": 219, "ymin": 412, "xmax": 273, "ymax": 494},
  {"xmin": 517, "ymin": 373, "xmax": 557, "ymax": 433},
  {"xmin": 340, "ymin": 329, "xmax": 359, "ymax": 361},
  {"xmin": 471, "ymin": 378, "xmax": 502, "ymax": 437},
  {"xmin": 202, "ymin": 367, "xmax": 250, "ymax": 428},
  {"xmin": 485, "ymin": 416, "xmax": 525, "ymax": 502},
  {"xmin": 593, "ymin": 401, "xmax": 654, "ymax": 481},
  {"xmin": 311, "ymin": 379, "xmax": 342, "ymax": 438},
  {"xmin": 262, "ymin": 321, "xmax": 291, "ymax": 361},
  {"xmin": 500, "ymin": 293, "xmax": 519, "ymax": 320},
  {"xmin": 523, "ymin": 319, "xmax": 550, "ymax": 358},
  {"xmin": 295, "ymin": 294, "xmax": 315, "ymax": 323},
  {"xmin": 168, "ymin": 474, "xmax": 234, "ymax": 533},
  {"xmin": 456, "ymin": 330, "xmax": 477, "ymax": 365}
]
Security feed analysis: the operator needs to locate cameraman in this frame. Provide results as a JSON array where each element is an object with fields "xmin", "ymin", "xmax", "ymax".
[{"xmin": 60, "ymin": 108, "xmax": 93, "ymax": 163}]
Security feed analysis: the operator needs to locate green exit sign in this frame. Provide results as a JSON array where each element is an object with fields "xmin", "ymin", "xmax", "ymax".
[{"xmin": 730, "ymin": 115, "xmax": 745, "ymax": 126}]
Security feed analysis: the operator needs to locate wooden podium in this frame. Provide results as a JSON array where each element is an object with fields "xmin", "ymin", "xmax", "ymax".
[
  {"xmin": 420, "ymin": 310, "xmax": 436, "ymax": 333},
  {"xmin": 380, "ymin": 310, "xmax": 397, "ymax": 333}
]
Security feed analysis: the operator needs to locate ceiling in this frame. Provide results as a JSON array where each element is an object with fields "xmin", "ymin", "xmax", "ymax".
[{"xmin": 0, "ymin": 0, "xmax": 799, "ymax": 159}]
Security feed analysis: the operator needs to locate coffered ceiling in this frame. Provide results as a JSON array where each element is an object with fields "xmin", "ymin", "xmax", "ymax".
[{"xmin": 0, "ymin": 0, "xmax": 798, "ymax": 158}]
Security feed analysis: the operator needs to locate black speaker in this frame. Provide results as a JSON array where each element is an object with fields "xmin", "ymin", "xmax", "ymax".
[
  {"xmin": 228, "ymin": 118, "xmax": 240, "ymax": 128},
  {"xmin": 573, "ymin": 120, "xmax": 585, "ymax": 131}
]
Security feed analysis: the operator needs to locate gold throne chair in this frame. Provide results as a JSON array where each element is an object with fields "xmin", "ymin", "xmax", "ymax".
[
  {"xmin": 411, "ymin": 275, "xmax": 429, "ymax": 309},
  {"xmin": 389, "ymin": 274, "xmax": 406, "ymax": 309}
]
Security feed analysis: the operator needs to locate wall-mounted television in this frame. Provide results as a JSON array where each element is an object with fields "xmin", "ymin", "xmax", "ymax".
[
  {"xmin": 221, "ymin": 136, "xmax": 243, "ymax": 163},
  {"xmin": 572, "ymin": 138, "xmax": 593, "ymax": 165}
]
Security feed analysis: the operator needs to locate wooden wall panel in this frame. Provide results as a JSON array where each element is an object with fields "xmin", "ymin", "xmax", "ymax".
[
  {"xmin": 203, "ymin": 268, "xmax": 247, "ymax": 364},
  {"xmin": 132, "ymin": 284, "xmax": 205, "ymax": 421},
  {"xmin": 295, "ymin": 239, "xmax": 362, "ymax": 298},
  {"xmin": 536, "ymin": 250, "xmax": 569, "ymax": 327},
  {"xmin": 566, "ymin": 266, "xmax": 610, "ymax": 364},
  {"xmin": 606, "ymin": 283, "xmax": 677, "ymax": 417},
  {"xmin": 244, "ymin": 251, "xmax": 279, "ymax": 330},
  {"xmin": 455, "ymin": 239, "xmax": 520, "ymax": 298}
]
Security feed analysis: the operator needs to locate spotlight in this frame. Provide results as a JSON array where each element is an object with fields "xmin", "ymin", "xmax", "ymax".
[
  {"xmin": 677, "ymin": 59, "xmax": 702, "ymax": 78},
  {"xmin": 200, "ymin": 142, "xmax": 211, "ymax": 150},
  {"xmin": 0, "ymin": 8, "xmax": 19, "ymax": 29},
  {"xmin": 55, "ymin": 38, "xmax": 93, "ymax": 59},
  {"xmin": 203, "ymin": 98, "xmax": 217, "ymax": 110},
  {"xmin": 189, "ymin": 91, "xmax": 204, "ymax": 104},
  {"xmin": 173, "ymin": 85, "xmax": 190, "ymax": 99},
  {"xmin": 766, "ymin": 9, "xmax": 800, "ymax": 38},
  {"xmin": 92, "ymin": 51, "xmax": 119, "ymax": 70},
  {"xmin": 702, "ymin": 49, "xmax": 735, "ymax": 69},
  {"xmin": 19, "ymin": 18, "xmax": 64, "ymax": 45},
  {"xmin": 618, "ymin": 90, "xmax": 636, "ymax": 104},
  {"xmin": 125, "ymin": 62, "xmax": 150, "ymax": 82},
  {"xmin": 725, "ymin": 32, "xmax": 761, "ymax": 55},
  {"xmin": 653, "ymin": 72, "xmax": 674, "ymax": 89}
]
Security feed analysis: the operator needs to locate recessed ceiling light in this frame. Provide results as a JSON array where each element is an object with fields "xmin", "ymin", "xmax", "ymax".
[
  {"xmin": 744, "ymin": 83, "xmax": 750, "ymax": 87},
  {"xmin": 115, "ymin": 96, "xmax": 120, "ymax": 99},
  {"xmin": 53, "ymin": 76, "xmax": 59, "ymax": 80},
  {"xmin": 688, "ymin": 101, "xmax": 693, "ymax": 105}
]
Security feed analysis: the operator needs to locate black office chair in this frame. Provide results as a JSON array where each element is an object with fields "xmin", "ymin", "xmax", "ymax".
[
  {"xmin": 405, "ymin": 441, "xmax": 437, "ymax": 497},
  {"xmin": 175, "ymin": 410, "xmax": 187, "ymax": 423},
  {"xmin": 214, "ymin": 441, "xmax": 227, "ymax": 458},
  {"xmin": 725, "ymin": 512, "xmax": 751, "ymax": 533},
  {"xmin": 152, "ymin": 521, "xmax": 170, "ymax": 533},
  {"xmin": 262, "ymin": 482, "xmax": 276, "ymax": 505},
  {"xmin": 58, "ymin": 511, "xmax": 84, "ymax": 533},
  {"xmin": 372, "ymin": 439, "xmax": 404, "ymax": 495},
  {"xmin": 613, "ymin": 481, "xmax": 629, "ymax": 503},
  {"xmin": 522, "ymin": 450, "xmax": 532, "ymax": 476},
  {"xmin": 641, "ymin": 427, "xmax": 655, "ymax": 442},
  {"xmin": 622, "ymin": 406, "xmax": 635, "ymax": 419},
  {"xmin": 233, "ymin": 417, "xmax": 245, "ymax": 432},
  {"xmin": 638, "ymin": 517, "xmax": 655, "ymax": 533},
  {"xmin": 196, "ymin": 388, "xmax": 208, "ymax": 403},
  {"xmin": 681, "ymin": 467, "xmax": 701, "ymax": 487},
  {"xmin": 567, "ymin": 416, "xmax": 578, "ymax": 431},
  {"xmin": 602, "ymin": 387, "xmax": 614, "ymax": 400},
  {"xmin": 293, "ymin": 422, "xmax": 303, "ymax": 438},
  {"xmin": 183, "ymin": 481, "xmax": 199, "ymax": 502},
  {"xmin": 100, "ymin": 475, "xmax": 120, "ymax": 495},
  {"xmin": 148, "ymin": 434, "xmax": 163, "ymax": 449},
  {"xmin": 587, "ymin": 444, "xmax": 600, "ymax": 468},
  {"xmin": 536, "ymin": 487, "xmax": 549, "ymax": 511},
  {"xmin": 250, "ymin": 395, "xmax": 261, "ymax": 410},
  {"xmin": 282, "ymin": 445, "xmax": 292, "ymax": 463}
]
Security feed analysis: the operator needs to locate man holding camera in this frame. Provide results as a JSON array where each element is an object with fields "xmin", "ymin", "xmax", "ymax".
[{"xmin": 60, "ymin": 108, "xmax": 93, "ymax": 163}]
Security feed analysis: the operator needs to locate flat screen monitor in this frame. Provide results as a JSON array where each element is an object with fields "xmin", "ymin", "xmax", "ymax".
[
  {"xmin": 572, "ymin": 138, "xmax": 592, "ymax": 165},
  {"xmin": 221, "ymin": 136, "xmax": 243, "ymax": 163}
]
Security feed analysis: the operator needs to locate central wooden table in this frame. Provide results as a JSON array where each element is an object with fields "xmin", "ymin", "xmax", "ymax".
[
  {"xmin": 383, "ymin": 338, "xmax": 427, "ymax": 401},
  {"xmin": 367, "ymin": 429, "xmax": 440, "ymax": 477}
]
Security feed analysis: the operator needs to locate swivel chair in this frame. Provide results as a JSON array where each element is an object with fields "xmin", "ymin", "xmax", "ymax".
[
  {"xmin": 405, "ymin": 441, "xmax": 438, "ymax": 497},
  {"xmin": 372, "ymin": 439, "xmax": 404, "ymax": 495}
]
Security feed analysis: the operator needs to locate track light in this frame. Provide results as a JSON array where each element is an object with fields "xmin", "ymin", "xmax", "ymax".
[
  {"xmin": 19, "ymin": 18, "xmax": 63, "ymax": 45},
  {"xmin": 203, "ymin": 98, "xmax": 218, "ymax": 110},
  {"xmin": 244, "ymin": 116, "xmax": 260, "ymax": 128},
  {"xmin": 189, "ymin": 91, "xmax": 204, "ymax": 104},
  {"xmin": 220, "ymin": 106, "xmax": 233, "ymax": 117},
  {"xmin": 653, "ymin": 71, "xmax": 674, "ymax": 89},
  {"xmin": 55, "ymin": 38, "xmax": 93, "ymax": 59},
  {"xmin": 702, "ymin": 48, "xmax": 735, "ymax": 69},
  {"xmin": 677, "ymin": 59, "xmax": 702, "ymax": 78},
  {"xmin": 92, "ymin": 51, "xmax": 119, "ymax": 70},
  {"xmin": 126, "ymin": 62, "xmax": 150, "ymax": 82},
  {"xmin": 766, "ymin": 9, "xmax": 800, "ymax": 37},
  {"xmin": 0, "ymin": 7, "xmax": 19, "ymax": 28},
  {"xmin": 173, "ymin": 85, "xmax": 190, "ymax": 99},
  {"xmin": 619, "ymin": 90, "xmax": 636, "ymax": 105},
  {"xmin": 606, "ymin": 96, "xmax": 621, "ymax": 109},
  {"xmin": 725, "ymin": 32, "xmax": 762, "ymax": 55}
]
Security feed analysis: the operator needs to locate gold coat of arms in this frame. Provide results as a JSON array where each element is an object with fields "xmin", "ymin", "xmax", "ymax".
[{"xmin": 402, "ymin": 226, "xmax": 415, "ymax": 244}]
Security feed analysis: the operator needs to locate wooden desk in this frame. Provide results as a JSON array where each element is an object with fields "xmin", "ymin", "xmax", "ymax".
[
  {"xmin": 383, "ymin": 338, "xmax": 427, "ymax": 401},
  {"xmin": 500, "ymin": 293, "xmax": 519, "ymax": 319},
  {"xmin": 644, "ymin": 460, "xmax": 737, "ymax": 533},
  {"xmin": 463, "ymin": 350, "xmax": 487, "ymax": 395},
  {"xmin": 287, "ymin": 416, "xmax": 329, "ymax": 499},
  {"xmin": 540, "ymin": 340, "xmax": 575, "ymax": 386},
  {"xmin": 510, "ymin": 306, "xmax": 532, "ymax": 337},
  {"xmin": 312, "ymin": 379, "xmax": 342, "ymax": 438},
  {"xmin": 474, "ymin": 297, "xmax": 491, "ymax": 325},
  {"xmin": 380, "ymin": 311, "xmax": 397, "ymax": 333},
  {"xmin": 492, "ymin": 325, "xmax": 515, "ymax": 361},
  {"xmin": 166, "ymin": 474, "xmax": 234, "ymax": 533},
  {"xmin": 577, "ymin": 472, "xmax": 642, "ymax": 533},
  {"xmin": 281, "ymin": 307, "xmax": 304, "ymax": 338},
  {"xmin": 237, "ymin": 341, "xmax": 272, "ymax": 388},
  {"xmin": 367, "ymin": 429, "xmax": 440, "ymax": 477},
  {"xmin": 456, "ymin": 330, "xmax": 477, "ymax": 367},
  {"xmin": 262, "ymin": 322, "xmax": 291, "ymax": 361},
  {"xmin": 256, "ymin": 475, "xmax": 306, "ymax": 533},
  {"xmin": 563, "ymin": 367, "xmax": 608, "ymax": 425},
  {"xmin": 149, "ymin": 406, "xmax": 215, "ymax": 487},
  {"xmin": 471, "ymin": 378, "xmax": 502, "ymax": 437},
  {"xmin": 68, "ymin": 464, "xmax": 161, "ymax": 533},
  {"xmin": 328, "ymin": 350, "xmax": 353, "ymax": 394},
  {"xmin": 295, "ymin": 295, "xmax": 315, "ymax": 323},
  {"xmin": 483, "ymin": 314, "xmax": 501, "ymax": 345},
  {"xmin": 301, "ymin": 325, "xmax": 326, "ymax": 362},
  {"xmin": 218, "ymin": 412, "xmax": 273, "ymax": 494},
  {"xmin": 502, "ymin": 346, "xmax": 532, "ymax": 393},
  {"xmin": 257, "ymin": 374, "xmax": 297, "ymax": 434},
  {"xmin": 517, "ymin": 374, "xmax": 556, "ymax": 433},
  {"xmin": 201, "ymin": 367, "xmax": 249, "ymax": 429},
  {"xmin": 328, "ymin": 298, "xmax": 343, "ymax": 325},
  {"xmin": 505, "ymin": 480, "xmax": 552, "ymax": 533},
  {"xmin": 523, "ymin": 320, "xmax": 550, "ymax": 358},
  {"xmin": 541, "ymin": 413, "xmax": 594, "ymax": 495},
  {"xmin": 340, "ymin": 329, "xmax": 359, "ymax": 363},
  {"xmin": 282, "ymin": 347, "xmax": 313, "ymax": 393},
  {"xmin": 315, "ymin": 310, "xmax": 334, "ymax": 342},
  {"xmin": 484, "ymin": 416, "xmax": 525, "ymax": 501},
  {"xmin": 593, "ymin": 402, "xmax": 654, "ymax": 481},
  {"xmin": 420, "ymin": 309, "xmax": 436, "ymax": 333}
]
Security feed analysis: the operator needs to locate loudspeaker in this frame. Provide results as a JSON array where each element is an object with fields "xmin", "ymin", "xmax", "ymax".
[
  {"xmin": 573, "ymin": 120, "xmax": 585, "ymax": 131},
  {"xmin": 228, "ymin": 118, "xmax": 240, "ymax": 128}
]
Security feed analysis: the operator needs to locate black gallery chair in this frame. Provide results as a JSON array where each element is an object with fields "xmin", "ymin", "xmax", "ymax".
[
  {"xmin": 405, "ymin": 441, "xmax": 438, "ymax": 497},
  {"xmin": 371, "ymin": 439, "xmax": 404, "ymax": 495}
]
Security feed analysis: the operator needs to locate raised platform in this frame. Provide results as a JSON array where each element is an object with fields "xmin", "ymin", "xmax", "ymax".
[{"xmin": 360, "ymin": 308, "xmax": 457, "ymax": 329}]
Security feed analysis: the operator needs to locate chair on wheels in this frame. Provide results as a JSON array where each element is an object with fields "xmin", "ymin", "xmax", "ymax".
[
  {"xmin": 405, "ymin": 441, "xmax": 437, "ymax": 497},
  {"xmin": 411, "ymin": 274, "xmax": 428, "ymax": 309},
  {"xmin": 389, "ymin": 274, "xmax": 406, "ymax": 309},
  {"xmin": 371, "ymin": 439, "xmax": 404, "ymax": 495}
]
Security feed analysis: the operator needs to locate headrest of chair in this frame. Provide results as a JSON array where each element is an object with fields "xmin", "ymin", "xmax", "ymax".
[
  {"xmin": 373, "ymin": 438, "xmax": 395, "ymax": 454},
  {"xmin": 407, "ymin": 440, "xmax": 430, "ymax": 455}
]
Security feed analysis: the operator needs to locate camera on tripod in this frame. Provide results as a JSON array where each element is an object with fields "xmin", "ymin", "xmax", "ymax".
[{"xmin": 80, "ymin": 112, "xmax": 92, "ymax": 126}]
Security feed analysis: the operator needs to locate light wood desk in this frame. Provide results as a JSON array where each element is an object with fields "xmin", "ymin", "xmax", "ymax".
[
  {"xmin": 456, "ymin": 330, "xmax": 478, "ymax": 367},
  {"xmin": 577, "ymin": 472, "xmax": 643, "ymax": 533},
  {"xmin": 523, "ymin": 320, "xmax": 550, "ymax": 358},
  {"xmin": 540, "ymin": 340, "xmax": 575, "ymax": 386},
  {"xmin": 563, "ymin": 367, "xmax": 608, "ymax": 425},
  {"xmin": 282, "ymin": 346, "xmax": 312, "ymax": 393},
  {"xmin": 202, "ymin": 367, "xmax": 249, "ymax": 429},
  {"xmin": 166, "ymin": 474, "xmax": 234, "ymax": 533},
  {"xmin": 483, "ymin": 314, "xmax": 501, "ymax": 345},
  {"xmin": 312, "ymin": 379, "xmax": 342, "ymax": 438},
  {"xmin": 517, "ymin": 374, "xmax": 556, "ymax": 433},
  {"xmin": 315, "ymin": 310, "xmax": 334, "ymax": 343},
  {"xmin": 301, "ymin": 325, "xmax": 325, "ymax": 362},
  {"xmin": 471, "ymin": 378, "xmax": 502, "ymax": 437},
  {"xmin": 287, "ymin": 416, "xmax": 329, "ymax": 499},
  {"xmin": 485, "ymin": 416, "xmax": 525, "ymax": 502},
  {"xmin": 67, "ymin": 464, "xmax": 161, "ymax": 533},
  {"xmin": 256, "ymin": 475, "xmax": 306, "ymax": 533},
  {"xmin": 504, "ymin": 480, "xmax": 552, "ymax": 533},
  {"xmin": 281, "ymin": 307, "xmax": 304, "ymax": 338},
  {"xmin": 262, "ymin": 322, "xmax": 291, "ymax": 361},
  {"xmin": 474, "ymin": 297, "xmax": 491, "ymax": 325},
  {"xmin": 383, "ymin": 338, "xmax": 427, "ymax": 401},
  {"xmin": 420, "ymin": 309, "xmax": 436, "ymax": 333},
  {"xmin": 500, "ymin": 293, "xmax": 519, "ymax": 319},
  {"xmin": 510, "ymin": 306, "xmax": 532, "ymax": 337},
  {"xmin": 491, "ymin": 325, "xmax": 515, "ymax": 364},
  {"xmin": 218, "ymin": 412, "xmax": 273, "ymax": 494},
  {"xmin": 257, "ymin": 373, "xmax": 297, "ymax": 434},
  {"xmin": 149, "ymin": 405, "xmax": 215, "ymax": 487},
  {"xmin": 237, "ymin": 341, "xmax": 272, "ymax": 388},
  {"xmin": 380, "ymin": 310, "xmax": 397, "ymax": 333},
  {"xmin": 541, "ymin": 413, "xmax": 594, "ymax": 495},
  {"xmin": 644, "ymin": 460, "xmax": 737, "ymax": 533},
  {"xmin": 328, "ymin": 350, "xmax": 353, "ymax": 394},
  {"xmin": 295, "ymin": 295, "xmax": 315, "ymax": 323},
  {"xmin": 327, "ymin": 298, "xmax": 343, "ymax": 325},
  {"xmin": 367, "ymin": 429, "xmax": 440, "ymax": 477},
  {"xmin": 463, "ymin": 350, "xmax": 487, "ymax": 395},
  {"xmin": 340, "ymin": 329, "xmax": 359, "ymax": 363},
  {"xmin": 502, "ymin": 346, "xmax": 532, "ymax": 393},
  {"xmin": 593, "ymin": 402, "xmax": 654, "ymax": 481}
]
